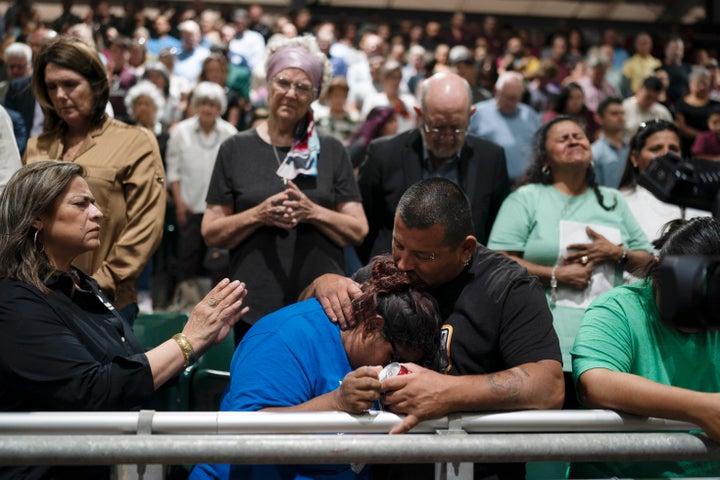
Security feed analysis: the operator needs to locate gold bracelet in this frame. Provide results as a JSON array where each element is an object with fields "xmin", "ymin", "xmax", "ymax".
[{"xmin": 172, "ymin": 333, "xmax": 197, "ymax": 367}]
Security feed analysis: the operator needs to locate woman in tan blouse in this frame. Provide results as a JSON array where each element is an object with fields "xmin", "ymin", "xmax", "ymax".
[{"xmin": 24, "ymin": 36, "xmax": 166, "ymax": 323}]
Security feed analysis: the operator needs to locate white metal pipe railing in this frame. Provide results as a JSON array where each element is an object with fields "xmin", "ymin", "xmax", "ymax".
[
  {"xmin": 0, "ymin": 409, "xmax": 700, "ymax": 434},
  {"xmin": 0, "ymin": 433, "xmax": 717, "ymax": 465},
  {"xmin": 0, "ymin": 410, "xmax": 717, "ymax": 467}
]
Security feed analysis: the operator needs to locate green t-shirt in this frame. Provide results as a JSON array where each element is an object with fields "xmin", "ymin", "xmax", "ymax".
[
  {"xmin": 570, "ymin": 280, "xmax": 720, "ymax": 478},
  {"xmin": 488, "ymin": 184, "xmax": 651, "ymax": 369}
]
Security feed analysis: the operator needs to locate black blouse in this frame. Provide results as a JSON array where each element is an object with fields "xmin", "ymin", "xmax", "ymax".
[{"xmin": 0, "ymin": 268, "xmax": 154, "ymax": 412}]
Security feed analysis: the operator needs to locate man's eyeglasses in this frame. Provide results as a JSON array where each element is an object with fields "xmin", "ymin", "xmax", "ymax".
[
  {"xmin": 273, "ymin": 76, "xmax": 313, "ymax": 98},
  {"xmin": 423, "ymin": 123, "xmax": 467, "ymax": 138}
]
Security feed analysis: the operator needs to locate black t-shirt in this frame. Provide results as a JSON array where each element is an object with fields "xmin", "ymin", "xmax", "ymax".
[
  {"xmin": 357, "ymin": 247, "xmax": 560, "ymax": 480},
  {"xmin": 207, "ymin": 129, "xmax": 361, "ymax": 325}
]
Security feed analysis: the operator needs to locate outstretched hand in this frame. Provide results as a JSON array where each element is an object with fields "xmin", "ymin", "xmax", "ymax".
[{"xmin": 183, "ymin": 279, "xmax": 249, "ymax": 355}]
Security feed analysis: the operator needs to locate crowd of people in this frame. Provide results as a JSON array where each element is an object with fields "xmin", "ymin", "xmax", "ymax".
[{"xmin": 0, "ymin": 2, "xmax": 719, "ymax": 479}]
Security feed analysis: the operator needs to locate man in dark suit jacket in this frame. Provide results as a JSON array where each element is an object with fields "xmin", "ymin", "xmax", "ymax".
[
  {"xmin": 357, "ymin": 72, "xmax": 510, "ymax": 262},
  {"xmin": 4, "ymin": 76, "xmax": 35, "ymax": 145}
]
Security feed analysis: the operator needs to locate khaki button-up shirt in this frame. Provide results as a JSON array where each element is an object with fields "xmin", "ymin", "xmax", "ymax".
[{"xmin": 25, "ymin": 116, "xmax": 166, "ymax": 310}]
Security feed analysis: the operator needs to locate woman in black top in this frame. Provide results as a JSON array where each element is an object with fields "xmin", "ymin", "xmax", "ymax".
[{"xmin": 0, "ymin": 161, "xmax": 249, "ymax": 480}]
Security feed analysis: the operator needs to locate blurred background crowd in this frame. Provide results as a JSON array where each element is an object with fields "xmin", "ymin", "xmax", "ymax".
[{"xmin": 1, "ymin": 0, "xmax": 718, "ymax": 313}]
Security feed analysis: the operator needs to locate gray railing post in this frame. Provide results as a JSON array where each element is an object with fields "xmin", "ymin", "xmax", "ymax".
[{"xmin": 435, "ymin": 414, "xmax": 473, "ymax": 480}]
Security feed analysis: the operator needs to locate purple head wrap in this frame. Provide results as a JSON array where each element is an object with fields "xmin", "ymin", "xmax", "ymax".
[{"xmin": 266, "ymin": 46, "xmax": 324, "ymax": 98}]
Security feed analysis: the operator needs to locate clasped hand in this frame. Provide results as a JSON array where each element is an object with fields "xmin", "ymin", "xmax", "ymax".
[
  {"xmin": 558, "ymin": 226, "xmax": 623, "ymax": 290},
  {"xmin": 262, "ymin": 180, "xmax": 315, "ymax": 230}
]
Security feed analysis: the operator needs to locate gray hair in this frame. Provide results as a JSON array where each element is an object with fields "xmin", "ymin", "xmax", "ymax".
[
  {"xmin": 190, "ymin": 81, "xmax": 227, "ymax": 115},
  {"xmin": 179, "ymin": 20, "xmax": 201, "ymax": 37},
  {"xmin": 264, "ymin": 34, "xmax": 333, "ymax": 99},
  {"xmin": 3, "ymin": 42, "xmax": 32, "ymax": 64},
  {"xmin": 495, "ymin": 71, "xmax": 525, "ymax": 92},
  {"xmin": 689, "ymin": 66, "xmax": 711, "ymax": 84},
  {"xmin": 124, "ymin": 80, "xmax": 166, "ymax": 122}
]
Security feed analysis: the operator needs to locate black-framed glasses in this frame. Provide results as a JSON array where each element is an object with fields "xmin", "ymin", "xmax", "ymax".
[
  {"xmin": 272, "ymin": 76, "xmax": 313, "ymax": 98},
  {"xmin": 422, "ymin": 123, "xmax": 468, "ymax": 138}
]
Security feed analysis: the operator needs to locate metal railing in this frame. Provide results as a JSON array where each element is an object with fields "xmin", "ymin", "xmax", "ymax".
[{"xmin": 0, "ymin": 409, "xmax": 718, "ymax": 466}]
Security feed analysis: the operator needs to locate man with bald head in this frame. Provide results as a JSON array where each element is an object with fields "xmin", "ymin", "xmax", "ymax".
[{"xmin": 356, "ymin": 72, "xmax": 509, "ymax": 262}]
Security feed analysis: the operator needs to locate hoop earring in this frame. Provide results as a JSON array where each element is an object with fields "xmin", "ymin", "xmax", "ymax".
[
  {"xmin": 541, "ymin": 165, "xmax": 550, "ymax": 176},
  {"xmin": 33, "ymin": 230, "xmax": 43, "ymax": 252}
]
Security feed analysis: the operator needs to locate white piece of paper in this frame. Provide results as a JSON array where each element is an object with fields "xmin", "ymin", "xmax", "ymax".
[{"xmin": 555, "ymin": 220, "xmax": 621, "ymax": 309}]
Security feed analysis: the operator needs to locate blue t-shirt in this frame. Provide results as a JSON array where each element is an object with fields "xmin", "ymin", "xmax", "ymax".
[
  {"xmin": 591, "ymin": 136, "xmax": 629, "ymax": 189},
  {"xmin": 468, "ymin": 99, "xmax": 540, "ymax": 182},
  {"xmin": 190, "ymin": 299, "xmax": 368, "ymax": 480}
]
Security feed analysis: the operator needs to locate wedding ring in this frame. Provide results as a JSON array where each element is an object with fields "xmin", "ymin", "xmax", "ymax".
[
  {"xmin": 581, "ymin": 255, "xmax": 589, "ymax": 265},
  {"xmin": 208, "ymin": 297, "xmax": 218, "ymax": 307}
]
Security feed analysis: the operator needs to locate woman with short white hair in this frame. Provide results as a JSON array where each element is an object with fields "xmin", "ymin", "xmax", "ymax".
[
  {"xmin": 166, "ymin": 81, "xmax": 237, "ymax": 310},
  {"xmin": 124, "ymin": 80, "xmax": 167, "ymax": 139}
]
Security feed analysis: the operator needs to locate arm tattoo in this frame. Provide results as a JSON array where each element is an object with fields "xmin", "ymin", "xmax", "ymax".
[{"xmin": 487, "ymin": 367, "xmax": 530, "ymax": 404}]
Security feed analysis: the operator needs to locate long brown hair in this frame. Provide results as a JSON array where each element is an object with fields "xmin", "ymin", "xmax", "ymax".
[{"xmin": 0, "ymin": 161, "xmax": 84, "ymax": 292}]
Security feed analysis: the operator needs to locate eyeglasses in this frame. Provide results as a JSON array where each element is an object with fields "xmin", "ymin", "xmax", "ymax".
[
  {"xmin": 273, "ymin": 76, "xmax": 314, "ymax": 98},
  {"xmin": 422, "ymin": 123, "xmax": 467, "ymax": 138}
]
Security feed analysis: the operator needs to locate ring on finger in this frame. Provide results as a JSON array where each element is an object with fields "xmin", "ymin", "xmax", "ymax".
[{"xmin": 581, "ymin": 255, "xmax": 589, "ymax": 265}]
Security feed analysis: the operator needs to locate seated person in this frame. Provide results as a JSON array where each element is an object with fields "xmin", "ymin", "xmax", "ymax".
[
  {"xmin": 691, "ymin": 104, "xmax": 720, "ymax": 161},
  {"xmin": 0, "ymin": 161, "xmax": 248, "ymax": 479},
  {"xmin": 570, "ymin": 217, "xmax": 720, "ymax": 478},
  {"xmin": 191, "ymin": 256, "xmax": 444, "ymax": 480}
]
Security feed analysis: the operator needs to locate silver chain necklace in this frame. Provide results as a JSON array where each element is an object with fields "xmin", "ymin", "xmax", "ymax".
[{"xmin": 272, "ymin": 144, "xmax": 288, "ymax": 185}]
